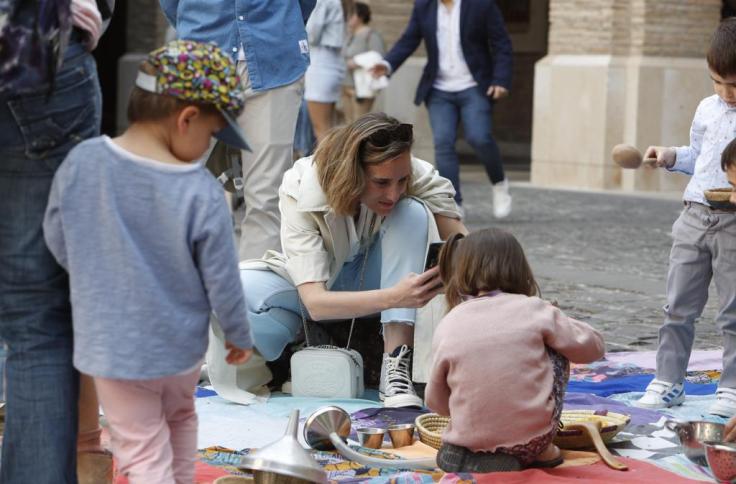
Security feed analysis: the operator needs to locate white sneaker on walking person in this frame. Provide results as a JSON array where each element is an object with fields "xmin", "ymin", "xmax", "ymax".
[
  {"xmin": 634, "ymin": 379, "xmax": 685, "ymax": 408},
  {"xmin": 380, "ymin": 345, "xmax": 423, "ymax": 408},
  {"xmin": 710, "ymin": 388, "xmax": 736, "ymax": 417},
  {"xmin": 492, "ymin": 179, "xmax": 511, "ymax": 219}
]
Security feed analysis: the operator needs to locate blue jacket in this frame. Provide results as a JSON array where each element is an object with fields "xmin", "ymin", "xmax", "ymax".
[
  {"xmin": 160, "ymin": 0, "xmax": 316, "ymax": 91},
  {"xmin": 384, "ymin": 0, "xmax": 513, "ymax": 106}
]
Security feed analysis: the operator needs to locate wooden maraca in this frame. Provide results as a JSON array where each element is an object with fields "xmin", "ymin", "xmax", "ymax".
[{"xmin": 611, "ymin": 144, "xmax": 657, "ymax": 169}]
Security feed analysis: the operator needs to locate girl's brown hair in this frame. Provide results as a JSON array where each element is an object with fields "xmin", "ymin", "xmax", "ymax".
[
  {"xmin": 313, "ymin": 112, "xmax": 414, "ymax": 216},
  {"xmin": 439, "ymin": 228, "xmax": 540, "ymax": 310}
]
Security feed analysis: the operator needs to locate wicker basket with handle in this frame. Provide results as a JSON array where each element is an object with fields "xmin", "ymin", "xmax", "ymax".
[{"xmin": 415, "ymin": 413, "xmax": 450, "ymax": 450}]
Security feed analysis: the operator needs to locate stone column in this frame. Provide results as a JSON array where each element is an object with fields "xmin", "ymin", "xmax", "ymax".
[
  {"xmin": 117, "ymin": 0, "xmax": 170, "ymax": 132},
  {"xmin": 531, "ymin": 0, "xmax": 720, "ymax": 192}
]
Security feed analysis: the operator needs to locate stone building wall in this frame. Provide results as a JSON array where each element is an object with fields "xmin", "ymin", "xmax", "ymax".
[
  {"xmin": 548, "ymin": 0, "xmax": 719, "ymax": 57},
  {"xmin": 531, "ymin": 0, "xmax": 722, "ymax": 191}
]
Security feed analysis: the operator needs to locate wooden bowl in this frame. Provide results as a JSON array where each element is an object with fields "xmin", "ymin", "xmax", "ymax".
[{"xmin": 704, "ymin": 188, "xmax": 736, "ymax": 210}]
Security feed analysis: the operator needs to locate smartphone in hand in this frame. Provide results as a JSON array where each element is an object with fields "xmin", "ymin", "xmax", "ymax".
[{"xmin": 424, "ymin": 242, "xmax": 445, "ymax": 271}]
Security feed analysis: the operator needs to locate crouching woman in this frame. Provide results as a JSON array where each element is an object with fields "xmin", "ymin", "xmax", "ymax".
[{"xmin": 238, "ymin": 112, "xmax": 466, "ymax": 407}]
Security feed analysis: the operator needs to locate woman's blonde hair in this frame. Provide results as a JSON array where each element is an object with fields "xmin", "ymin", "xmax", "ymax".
[
  {"xmin": 313, "ymin": 112, "xmax": 414, "ymax": 215},
  {"xmin": 439, "ymin": 228, "xmax": 540, "ymax": 310}
]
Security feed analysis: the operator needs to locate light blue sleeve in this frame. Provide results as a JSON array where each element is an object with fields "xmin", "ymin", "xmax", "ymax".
[
  {"xmin": 195, "ymin": 193, "xmax": 253, "ymax": 350},
  {"xmin": 159, "ymin": 0, "xmax": 179, "ymax": 27},
  {"xmin": 671, "ymin": 100, "xmax": 707, "ymax": 175},
  {"xmin": 42, "ymin": 167, "xmax": 68, "ymax": 270}
]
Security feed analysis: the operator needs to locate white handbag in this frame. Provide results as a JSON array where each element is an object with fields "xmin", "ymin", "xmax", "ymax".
[
  {"xmin": 290, "ymin": 345, "xmax": 364, "ymax": 398},
  {"xmin": 290, "ymin": 217, "xmax": 374, "ymax": 399}
]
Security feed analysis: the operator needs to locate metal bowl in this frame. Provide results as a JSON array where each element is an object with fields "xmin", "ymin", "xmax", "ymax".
[
  {"xmin": 357, "ymin": 428, "xmax": 386, "ymax": 449},
  {"xmin": 705, "ymin": 441, "xmax": 736, "ymax": 483},
  {"xmin": 665, "ymin": 420, "xmax": 725, "ymax": 466},
  {"xmin": 388, "ymin": 423, "xmax": 415, "ymax": 448}
]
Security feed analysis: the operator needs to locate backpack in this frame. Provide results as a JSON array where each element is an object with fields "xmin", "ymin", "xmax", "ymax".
[{"xmin": 0, "ymin": 0, "xmax": 73, "ymax": 94}]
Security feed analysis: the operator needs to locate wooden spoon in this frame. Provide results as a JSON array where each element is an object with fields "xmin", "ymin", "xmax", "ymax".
[
  {"xmin": 564, "ymin": 421, "xmax": 628, "ymax": 471},
  {"xmin": 611, "ymin": 144, "xmax": 657, "ymax": 169}
]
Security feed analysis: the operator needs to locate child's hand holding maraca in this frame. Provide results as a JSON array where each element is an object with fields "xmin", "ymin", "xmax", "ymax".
[{"xmin": 644, "ymin": 146, "xmax": 676, "ymax": 169}]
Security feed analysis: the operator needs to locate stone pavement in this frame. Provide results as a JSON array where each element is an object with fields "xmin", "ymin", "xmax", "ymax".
[
  {"xmin": 461, "ymin": 167, "xmax": 723, "ymax": 353},
  {"xmin": 233, "ymin": 165, "xmax": 726, "ymax": 357}
]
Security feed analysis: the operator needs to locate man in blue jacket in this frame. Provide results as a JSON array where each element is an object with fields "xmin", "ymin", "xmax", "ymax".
[
  {"xmin": 372, "ymin": 0, "xmax": 513, "ymax": 218},
  {"xmin": 160, "ymin": 0, "xmax": 316, "ymax": 259}
]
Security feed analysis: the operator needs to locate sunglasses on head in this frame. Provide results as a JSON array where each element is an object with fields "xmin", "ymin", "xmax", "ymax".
[{"xmin": 364, "ymin": 123, "xmax": 413, "ymax": 148}]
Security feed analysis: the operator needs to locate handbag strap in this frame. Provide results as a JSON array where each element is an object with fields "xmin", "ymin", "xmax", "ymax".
[{"xmin": 298, "ymin": 213, "xmax": 377, "ymax": 350}]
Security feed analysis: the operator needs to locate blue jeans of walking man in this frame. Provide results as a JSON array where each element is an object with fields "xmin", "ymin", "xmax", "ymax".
[
  {"xmin": 0, "ymin": 42, "xmax": 101, "ymax": 482},
  {"xmin": 427, "ymin": 86, "xmax": 506, "ymax": 207}
]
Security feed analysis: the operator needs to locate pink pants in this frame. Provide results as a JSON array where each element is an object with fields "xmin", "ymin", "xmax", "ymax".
[{"xmin": 94, "ymin": 368, "xmax": 200, "ymax": 484}]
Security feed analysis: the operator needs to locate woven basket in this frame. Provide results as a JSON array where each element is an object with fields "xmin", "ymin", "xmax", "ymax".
[
  {"xmin": 415, "ymin": 413, "xmax": 450, "ymax": 450},
  {"xmin": 554, "ymin": 410, "xmax": 630, "ymax": 450}
]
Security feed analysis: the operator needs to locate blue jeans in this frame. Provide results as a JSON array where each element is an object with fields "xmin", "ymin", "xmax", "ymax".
[
  {"xmin": 426, "ymin": 86, "xmax": 505, "ymax": 204},
  {"xmin": 0, "ymin": 42, "xmax": 101, "ymax": 483},
  {"xmin": 239, "ymin": 198, "xmax": 429, "ymax": 361}
]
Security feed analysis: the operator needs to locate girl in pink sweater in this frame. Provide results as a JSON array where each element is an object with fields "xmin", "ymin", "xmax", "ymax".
[{"xmin": 426, "ymin": 228, "xmax": 605, "ymax": 473}]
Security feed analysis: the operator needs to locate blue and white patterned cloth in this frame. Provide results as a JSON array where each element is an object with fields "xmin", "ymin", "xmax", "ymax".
[{"xmin": 671, "ymin": 94, "xmax": 736, "ymax": 205}]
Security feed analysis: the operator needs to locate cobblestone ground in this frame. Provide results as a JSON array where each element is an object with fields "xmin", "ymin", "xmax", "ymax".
[
  {"xmin": 234, "ymin": 166, "xmax": 726, "ymax": 356},
  {"xmin": 461, "ymin": 171, "xmax": 723, "ymax": 353}
]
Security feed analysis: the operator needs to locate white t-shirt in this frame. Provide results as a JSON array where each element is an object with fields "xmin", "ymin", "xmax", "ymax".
[{"xmin": 433, "ymin": 0, "xmax": 477, "ymax": 92}]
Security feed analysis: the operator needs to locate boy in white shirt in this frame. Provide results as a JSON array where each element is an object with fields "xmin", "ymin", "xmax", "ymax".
[{"xmin": 635, "ymin": 19, "xmax": 736, "ymax": 417}]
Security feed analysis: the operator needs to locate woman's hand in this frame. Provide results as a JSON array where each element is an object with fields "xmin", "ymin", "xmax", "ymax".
[
  {"xmin": 390, "ymin": 266, "xmax": 443, "ymax": 308},
  {"xmin": 225, "ymin": 341, "xmax": 253, "ymax": 365}
]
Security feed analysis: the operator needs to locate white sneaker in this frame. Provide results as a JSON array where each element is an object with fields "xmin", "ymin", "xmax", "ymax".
[
  {"xmin": 710, "ymin": 388, "xmax": 736, "ymax": 417},
  {"xmin": 634, "ymin": 379, "xmax": 685, "ymax": 408},
  {"xmin": 492, "ymin": 179, "xmax": 512, "ymax": 219},
  {"xmin": 379, "ymin": 352, "xmax": 387, "ymax": 401},
  {"xmin": 381, "ymin": 345, "xmax": 423, "ymax": 408}
]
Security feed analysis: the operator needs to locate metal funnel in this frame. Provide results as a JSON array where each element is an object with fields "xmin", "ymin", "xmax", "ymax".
[
  {"xmin": 303, "ymin": 406, "xmax": 437, "ymax": 471},
  {"xmin": 240, "ymin": 409, "xmax": 327, "ymax": 484}
]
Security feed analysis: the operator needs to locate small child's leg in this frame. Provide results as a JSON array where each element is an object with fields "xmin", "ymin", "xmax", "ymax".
[
  {"xmin": 711, "ymin": 213, "xmax": 736, "ymax": 388},
  {"xmin": 656, "ymin": 208, "xmax": 712, "ymax": 384},
  {"xmin": 94, "ymin": 376, "xmax": 175, "ymax": 484},
  {"xmin": 161, "ymin": 368, "xmax": 200, "ymax": 484}
]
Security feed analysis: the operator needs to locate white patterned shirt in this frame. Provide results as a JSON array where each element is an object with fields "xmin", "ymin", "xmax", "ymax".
[
  {"xmin": 434, "ymin": 0, "xmax": 477, "ymax": 92},
  {"xmin": 671, "ymin": 94, "xmax": 736, "ymax": 205}
]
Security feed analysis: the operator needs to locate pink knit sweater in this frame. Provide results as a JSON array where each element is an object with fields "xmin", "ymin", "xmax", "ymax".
[{"xmin": 425, "ymin": 293, "xmax": 605, "ymax": 452}]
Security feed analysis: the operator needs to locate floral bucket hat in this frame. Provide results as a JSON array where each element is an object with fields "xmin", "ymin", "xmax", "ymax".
[{"xmin": 135, "ymin": 39, "xmax": 250, "ymax": 151}]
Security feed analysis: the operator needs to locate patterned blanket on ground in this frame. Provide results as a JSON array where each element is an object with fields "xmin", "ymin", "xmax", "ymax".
[{"xmin": 193, "ymin": 350, "xmax": 727, "ymax": 483}]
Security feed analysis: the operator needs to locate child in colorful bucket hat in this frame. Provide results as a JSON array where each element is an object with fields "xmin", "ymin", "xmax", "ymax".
[{"xmin": 42, "ymin": 39, "xmax": 254, "ymax": 483}]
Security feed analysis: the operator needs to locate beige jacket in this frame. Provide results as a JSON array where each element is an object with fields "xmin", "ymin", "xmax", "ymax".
[{"xmin": 239, "ymin": 155, "xmax": 460, "ymax": 286}]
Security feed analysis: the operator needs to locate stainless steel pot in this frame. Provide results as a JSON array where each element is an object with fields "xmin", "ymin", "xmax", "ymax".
[{"xmin": 665, "ymin": 419, "xmax": 724, "ymax": 466}]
